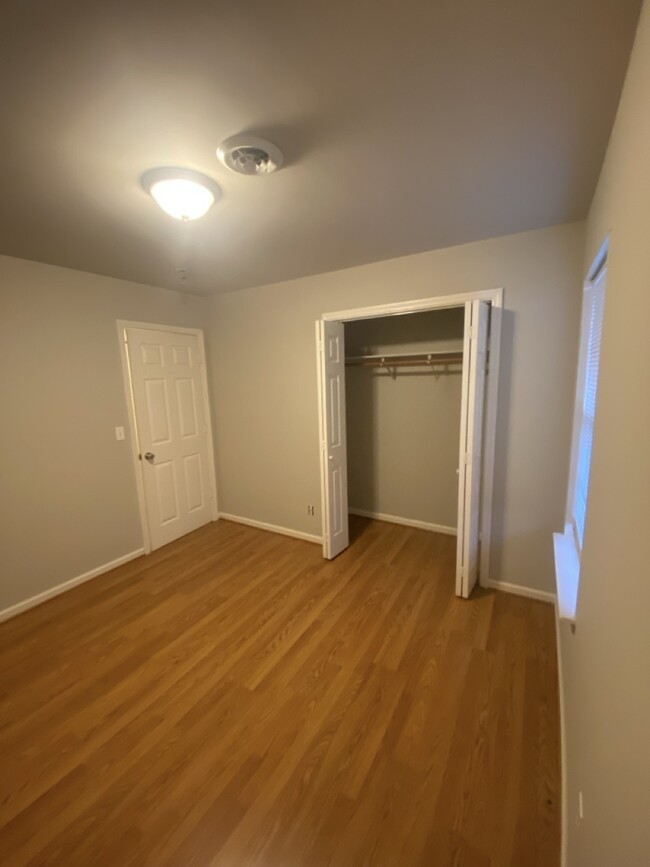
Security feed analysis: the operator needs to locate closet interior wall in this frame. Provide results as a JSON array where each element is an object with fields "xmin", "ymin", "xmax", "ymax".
[{"xmin": 344, "ymin": 307, "xmax": 464, "ymax": 533}]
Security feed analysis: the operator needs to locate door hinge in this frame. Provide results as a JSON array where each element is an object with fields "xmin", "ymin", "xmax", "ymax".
[{"xmin": 464, "ymin": 453, "xmax": 471, "ymax": 465}]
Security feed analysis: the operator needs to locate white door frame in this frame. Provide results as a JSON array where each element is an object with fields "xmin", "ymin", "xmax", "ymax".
[
  {"xmin": 117, "ymin": 320, "xmax": 219, "ymax": 554},
  {"xmin": 318, "ymin": 287, "xmax": 503, "ymax": 587},
  {"xmin": 456, "ymin": 299, "xmax": 490, "ymax": 597}
]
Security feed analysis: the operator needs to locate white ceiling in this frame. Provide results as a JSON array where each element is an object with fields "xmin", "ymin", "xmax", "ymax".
[{"xmin": 0, "ymin": 0, "xmax": 641, "ymax": 294}]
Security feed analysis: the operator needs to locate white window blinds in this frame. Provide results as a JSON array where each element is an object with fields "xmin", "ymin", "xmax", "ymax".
[{"xmin": 572, "ymin": 267, "xmax": 606, "ymax": 548}]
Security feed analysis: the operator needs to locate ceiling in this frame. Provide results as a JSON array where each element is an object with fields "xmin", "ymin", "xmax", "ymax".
[{"xmin": 0, "ymin": 0, "xmax": 642, "ymax": 295}]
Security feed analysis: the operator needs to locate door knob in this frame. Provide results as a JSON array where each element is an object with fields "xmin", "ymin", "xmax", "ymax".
[{"xmin": 144, "ymin": 452, "xmax": 155, "ymax": 462}]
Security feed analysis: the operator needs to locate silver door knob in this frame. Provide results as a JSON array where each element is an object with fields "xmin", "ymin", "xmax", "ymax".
[{"xmin": 144, "ymin": 452, "xmax": 155, "ymax": 462}]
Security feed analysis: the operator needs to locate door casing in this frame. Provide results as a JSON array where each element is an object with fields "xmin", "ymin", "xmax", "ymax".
[
  {"xmin": 117, "ymin": 320, "xmax": 219, "ymax": 554},
  {"xmin": 456, "ymin": 299, "xmax": 490, "ymax": 597},
  {"xmin": 316, "ymin": 288, "xmax": 503, "ymax": 589}
]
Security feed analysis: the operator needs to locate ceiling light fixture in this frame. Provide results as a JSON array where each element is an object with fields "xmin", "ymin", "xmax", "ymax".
[{"xmin": 141, "ymin": 167, "xmax": 221, "ymax": 221}]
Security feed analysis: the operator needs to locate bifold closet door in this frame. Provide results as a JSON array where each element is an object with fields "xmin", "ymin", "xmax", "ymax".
[
  {"xmin": 317, "ymin": 320, "xmax": 349, "ymax": 559},
  {"xmin": 456, "ymin": 300, "xmax": 489, "ymax": 598}
]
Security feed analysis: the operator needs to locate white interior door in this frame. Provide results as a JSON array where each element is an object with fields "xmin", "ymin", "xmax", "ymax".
[
  {"xmin": 456, "ymin": 300, "xmax": 490, "ymax": 597},
  {"xmin": 125, "ymin": 327, "xmax": 215, "ymax": 551},
  {"xmin": 317, "ymin": 320, "xmax": 349, "ymax": 559}
]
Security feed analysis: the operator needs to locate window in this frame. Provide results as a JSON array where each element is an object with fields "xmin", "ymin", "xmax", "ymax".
[
  {"xmin": 571, "ymin": 263, "xmax": 606, "ymax": 550},
  {"xmin": 554, "ymin": 241, "xmax": 607, "ymax": 621}
]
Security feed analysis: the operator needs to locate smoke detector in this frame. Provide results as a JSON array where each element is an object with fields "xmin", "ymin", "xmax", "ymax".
[{"xmin": 216, "ymin": 135, "xmax": 284, "ymax": 176}]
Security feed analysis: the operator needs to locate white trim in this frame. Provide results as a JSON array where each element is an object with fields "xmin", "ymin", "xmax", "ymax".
[
  {"xmin": 219, "ymin": 513, "xmax": 322, "ymax": 544},
  {"xmin": 116, "ymin": 320, "xmax": 211, "ymax": 336},
  {"xmin": 566, "ymin": 265, "xmax": 606, "ymax": 552},
  {"xmin": 118, "ymin": 323, "xmax": 150, "ymax": 551},
  {"xmin": 586, "ymin": 233, "xmax": 610, "ymax": 283},
  {"xmin": 555, "ymin": 599, "xmax": 569, "ymax": 867},
  {"xmin": 315, "ymin": 320, "xmax": 332, "ymax": 558},
  {"xmin": 553, "ymin": 528, "xmax": 579, "ymax": 622},
  {"xmin": 349, "ymin": 508, "xmax": 457, "ymax": 536},
  {"xmin": 197, "ymin": 329, "xmax": 220, "ymax": 523},
  {"xmin": 116, "ymin": 320, "xmax": 219, "ymax": 554},
  {"xmin": 322, "ymin": 288, "xmax": 503, "ymax": 322},
  {"xmin": 479, "ymin": 301, "xmax": 502, "ymax": 587},
  {"xmin": 456, "ymin": 300, "xmax": 473, "ymax": 592},
  {"xmin": 482, "ymin": 578, "xmax": 556, "ymax": 605},
  {"xmin": 0, "ymin": 549, "xmax": 145, "ymax": 623},
  {"xmin": 317, "ymin": 287, "xmax": 503, "ymax": 588}
]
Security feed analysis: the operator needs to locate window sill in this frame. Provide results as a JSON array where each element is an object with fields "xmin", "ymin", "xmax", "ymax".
[{"xmin": 553, "ymin": 526, "xmax": 579, "ymax": 622}]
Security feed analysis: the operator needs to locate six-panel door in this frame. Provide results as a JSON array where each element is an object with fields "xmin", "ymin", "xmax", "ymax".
[
  {"xmin": 318, "ymin": 320, "xmax": 349, "ymax": 559},
  {"xmin": 126, "ymin": 328, "xmax": 213, "ymax": 550}
]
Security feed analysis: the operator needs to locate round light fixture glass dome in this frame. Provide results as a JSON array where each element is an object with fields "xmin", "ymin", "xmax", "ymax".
[{"xmin": 141, "ymin": 167, "xmax": 221, "ymax": 221}]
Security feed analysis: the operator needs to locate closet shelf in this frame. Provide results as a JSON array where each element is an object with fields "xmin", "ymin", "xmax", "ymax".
[{"xmin": 345, "ymin": 351, "xmax": 463, "ymax": 368}]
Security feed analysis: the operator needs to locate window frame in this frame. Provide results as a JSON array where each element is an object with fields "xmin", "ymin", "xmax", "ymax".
[{"xmin": 554, "ymin": 237, "xmax": 608, "ymax": 621}]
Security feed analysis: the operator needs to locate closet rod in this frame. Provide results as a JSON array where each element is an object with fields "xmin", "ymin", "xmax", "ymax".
[{"xmin": 345, "ymin": 350, "xmax": 463, "ymax": 368}]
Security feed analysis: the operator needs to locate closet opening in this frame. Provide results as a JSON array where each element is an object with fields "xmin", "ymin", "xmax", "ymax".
[
  {"xmin": 345, "ymin": 306, "xmax": 464, "ymax": 536},
  {"xmin": 316, "ymin": 290, "xmax": 502, "ymax": 598}
]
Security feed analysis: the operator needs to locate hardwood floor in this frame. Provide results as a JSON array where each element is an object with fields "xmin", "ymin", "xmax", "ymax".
[{"xmin": 0, "ymin": 517, "xmax": 560, "ymax": 866}]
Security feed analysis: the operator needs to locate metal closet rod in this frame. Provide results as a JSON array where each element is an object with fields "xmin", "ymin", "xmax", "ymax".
[{"xmin": 345, "ymin": 350, "xmax": 464, "ymax": 368}]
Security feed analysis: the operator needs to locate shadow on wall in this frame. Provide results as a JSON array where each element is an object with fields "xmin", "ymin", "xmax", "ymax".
[
  {"xmin": 345, "ymin": 365, "xmax": 378, "ymax": 512},
  {"xmin": 345, "ymin": 307, "xmax": 465, "ymax": 347}
]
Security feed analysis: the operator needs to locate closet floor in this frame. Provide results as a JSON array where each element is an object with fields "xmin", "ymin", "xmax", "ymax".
[{"xmin": 0, "ymin": 516, "xmax": 560, "ymax": 866}]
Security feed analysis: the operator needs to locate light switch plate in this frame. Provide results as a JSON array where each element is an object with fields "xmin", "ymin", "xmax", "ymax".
[{"xmin": 115, "ymin": 426, "xmax": 125, "ymax": 441}]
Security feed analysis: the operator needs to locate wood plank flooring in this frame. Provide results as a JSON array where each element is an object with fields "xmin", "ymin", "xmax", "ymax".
[{"xmin": 0, "ymin": 517, "xmax": 560, "ymax": 866}]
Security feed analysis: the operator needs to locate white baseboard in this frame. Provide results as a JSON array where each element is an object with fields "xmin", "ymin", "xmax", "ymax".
[
  {"xmin": 554, "ymin": 599, "xmax": 568, "ymax": 867},
  {"xmin": 482, "ymin": 578, "xmax": 556, "ymax": 604},
  {"xmin": 0, "ymin": 548, "xmax": 146, "ymax": 624},
  {"xmin": 218, "ymin": 513, "xmax": 322, "ymax": 545},
  {"xmin": 349, "ymin": 508, "xmax": 457, "ymax": 536}
]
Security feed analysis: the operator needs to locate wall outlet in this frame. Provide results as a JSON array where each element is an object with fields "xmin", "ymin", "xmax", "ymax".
[{"xmin": 307, "ymin": 504, "xmax": 315, "ymax": 516}]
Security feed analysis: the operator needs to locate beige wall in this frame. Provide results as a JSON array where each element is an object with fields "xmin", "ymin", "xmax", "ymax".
[
  {"xmin": 345, "ymin": 309, "xmax": 464, "ymax": 529},
  {"xmin": 207, "ymin": 221, "xmax": 585, "ymax": 594},
  {"xmin": 559, "ymin": 4, "xmax": 650, "ymax": 865},
  {"xmin": 0, "ymin": 255, "xmax": 207, "ymax": 612}
]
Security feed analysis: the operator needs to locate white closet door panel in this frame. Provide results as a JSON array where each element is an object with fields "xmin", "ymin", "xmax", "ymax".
[
  {"xmin": 175, "ymin": 378, "xmax": 199, "ymax": 438},
  {"xmin": 145, "ymin": 378, "xmax": 172, "ymax": 444},
  {"xmin": 140, "ymin": 342, "xmax": 164, "ymax": 366},
  {"xmin": 183, "ymin": 453, "xmax": 205, "ymax": 512},
  {"xmin": 456, "ymin": 300, "xmax": 489, "ymax": 597},
  {"xmin": 154, "ymin": 460, "xmax": 180, "ymax": 525},
  {"xmin": 318, "ymin": 320, "xmax": 349, "ymax": 559},
  {"xmin": 172, "ymin": 343, "xmax": 192, "ymax": 366}
]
